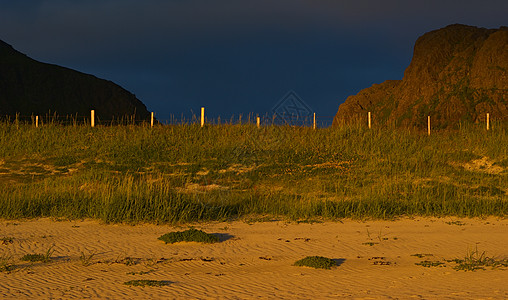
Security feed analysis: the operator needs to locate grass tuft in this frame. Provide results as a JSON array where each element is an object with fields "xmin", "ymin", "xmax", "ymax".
[
  {"xmin": 124, "ymin": 280, "xmax": 170, "ymax": 287},
  {"xmin": 80, "ymin": 250, "xmax": 96, "ymax": 266},
  {"xmin": 411, "ymin": 253, "xmax": 433, "ymax": 258},
  {"xmin": 293, "ymin": 256, "xmax": 337, "ymax": 269},
  {"xmin": 21, "ymin": 254, "xmax": 46, "ymax": 262},
  {"xmin": 158, "ymin": 229, "xmax": 219, "ymax": 244},
  {"xmin": 415, "ymin": 260, "xmax": 444, "ymax": 267},
  {"xmin": 1, "ymin": 237, "xmax": 14, "ymax": 245},
  {"xmin": 21, "ymin": 246, "xmax": 54, "ymax": 263},
  {"xmin": 0, "ymin": 254, "xmax": 14, "ymax": 272},
  {"xmin": 451, "ymin": 246, "xmax": 508, "ymax": 271},
  {"xmin": 127, "ymin": 269, "xmax": 154, "ymax": 275}
]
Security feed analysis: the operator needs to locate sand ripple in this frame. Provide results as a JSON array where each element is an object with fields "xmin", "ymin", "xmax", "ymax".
[{"xmin": 0, "ymin": 218, "xmax": 507, "ymax": 299}]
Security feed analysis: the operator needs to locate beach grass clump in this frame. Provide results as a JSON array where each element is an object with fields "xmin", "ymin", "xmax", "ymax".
[
  {"xmin": 80, "ymin": 250, "xmax": 96, "ymax": 266},
  {"xmin": 21, "ymin": 246, "xmax": 54, "ymax": 263},
  {"xmin": 1, "ymin": 237, "xmax": 14, "ymax": 245},
  {"xmin": 451, "ymin": 247, "xmax": 508, "ymax": 271},
  {"xmin": 411, "ymin": 253, "xmax": 433, "ymax": 258},
  {"xmin": 158, "ymin": 228, "xmax": 219, "ymax": 244},
  {"xmin": 293, "ymin": 256, "xmax": 337, "ymax": 269},
  {"xmin": 21, "ymin": 253, "xmax": 46, "ymax": 262},
  {"xmin": 123, "ymin": 280, "xmax": 170, "ymax": 287},
  {"xmin": 0, "ymin": 254, "xmax": 14, "ymax": 272},
  {"xmin": 415, "ymin": 260, "xmax": 444, "ymax": 267}
]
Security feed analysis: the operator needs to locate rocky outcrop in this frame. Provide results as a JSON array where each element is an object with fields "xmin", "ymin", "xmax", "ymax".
[
  {"xmin": 0, "ymin": 39, "xmax": 150, "ymax": 121},
  {"xmin": 333, "ymin": 24, "xmax": 508, "ymax": 128}
]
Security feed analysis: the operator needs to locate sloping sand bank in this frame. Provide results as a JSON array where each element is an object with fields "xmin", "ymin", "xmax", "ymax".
[{"xmin": 1, "ymin": 217, "xmax": 507, "ymax": 299}]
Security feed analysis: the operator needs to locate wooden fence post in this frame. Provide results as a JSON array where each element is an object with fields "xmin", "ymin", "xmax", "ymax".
[
  {"xmin": 91, "ymin": 110, "xmax": 95, "ymax": 128},
  {"xmin": 427, "ymin": 116, "xmax": 431, "ymax": 136},
  {"xmin": 36, "ymin": 116, "xmax": 39, "ymax": 128},
  {"xmin": 151, "ymin": 112, "xmax": 154, "ymax": 128},
  {"xmin": 257, "ymin": 116, "xmax": 260, "ymax": 128},
  {"xmin": 201, "ymin": 107, "xmax": 205, "ymax": 127},
  {"xmin": 313, "ymin": 113, "xmax": 316, "ymax": 130},
  {"xmin": 486, "ymin": 113, "xmax": 490, "ymax": 130},
  {"xmin": 368, "ymin": 112, "xmax": 371, "ymax": 129}
]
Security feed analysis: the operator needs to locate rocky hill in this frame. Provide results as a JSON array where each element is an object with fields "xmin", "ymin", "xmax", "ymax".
[
  {"xmin": 333, "ymin": 24, "xmax": 508, "ymax": 129},
  {"xmin": 0, "ymin": 39, "xmax": 150, "ymax": 121}
]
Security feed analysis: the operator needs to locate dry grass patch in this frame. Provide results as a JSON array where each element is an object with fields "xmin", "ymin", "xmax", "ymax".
[{"xmin": 460, "ymin": 156, "xmax": 504, "ymax": 174}]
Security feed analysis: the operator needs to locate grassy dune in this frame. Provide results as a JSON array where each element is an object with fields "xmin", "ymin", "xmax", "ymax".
[{"xmin": 0, "ymin": 120, "xmax": 506, "ymax": 223}]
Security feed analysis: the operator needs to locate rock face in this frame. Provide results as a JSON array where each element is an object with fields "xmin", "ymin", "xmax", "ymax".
[
  {"xmin": 333, "ymin": 24, "xmax": 508, "ymax": 128},
  {"xmin": 0, "ymin": 40, "xmax": 150, "ymax": 121}
]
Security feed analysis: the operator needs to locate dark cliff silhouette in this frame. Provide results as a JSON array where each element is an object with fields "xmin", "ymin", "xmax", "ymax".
[{"xmin": 0, "ymin": 39, "xmax": 150, "ymax": 121}]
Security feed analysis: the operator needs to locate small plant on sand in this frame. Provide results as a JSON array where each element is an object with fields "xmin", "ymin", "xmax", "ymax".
[
  {"xmin": 80, "ymin": 250, "xmax": 96, "ymax": 266},
  {"xmin": 111, "ymin": 256, "xmax": 141, "ymax": 266},
  {"xmin": 293, "ymin": 256, "xmax": 337, "ymax": 269},
  {"xmin": 445, "ymin": 220, "xmax": 466, "ymax": 226},
  {"xmin": 127, "ymin": 269, "xmax": 154, "ymax": 275},
  {"xmin": 0, "ymin": 254, "xmax": 14, "ymax": 272},
  {"xmin": 1, "ymin": 237, "xmax": 14, "ymax": 245},
  {"xmin": 450, "ymin": 246, "xmax": 508, "ymax": 271},
  {"xmin": 362, "ymin": 242, "xmax": 379, "ymax": 246},
  {"xmin": 21, "ymin": 246, "xmax": 55, "ymax": 263},
  {"xmin": 415, "ymin": 260, "xmax": 444, "ymax": 267},
  {"xmin": 411, "ymin": 253, "xmax": 434, "ymax": 258},
  {"xmin": 158, "ymin": 228, "xmax": 219, "ymax": 244},
  {"xmin": 124, "ymin": 279, "xmax": 170, "ymax": 287}
]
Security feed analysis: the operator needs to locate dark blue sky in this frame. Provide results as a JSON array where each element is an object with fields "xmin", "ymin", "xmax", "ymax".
[{"xmin": 1, "ymin": 1, "xmax": 507, "ymax": 124}]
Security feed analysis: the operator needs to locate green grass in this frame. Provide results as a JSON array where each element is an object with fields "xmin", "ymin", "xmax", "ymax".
[
  {"xmin": 0, "ymin": 254, "xmax": 14, "ymax": 272},
  {"xmin": 411, "ymin": 248, "xmax": 508, "ymax": 271},
  {"xmin": 20, "ymin": 246, "xmax": 54, "ymax": 263},
  {"xmin": 127, "ymin": 270, "xmax": 154, "ymax": 275},
  {"xmin": 411, "ymin": 253, "xmax": 433, "ymax": 258},
  {"xmin": 80, "ymin": 250, "xmax": 96, "ymax": 266},
  {"xmin": 450, "ymin": 246, "xmax": 508, "ymax": 271},
  {"xmin": 293, "ymin": 256, "xmax": 337, "ymax": 269},
  {"xmin": 123, "ymin": 280, "xmax": 170, "ymax": 287},
  {"xmin": 415, "ymin": 260, "xmax": 444, "ymax": 267},
  {"xmin": 0, "ymin": 120, "xmax": 506, "ymax": 223},
  {"xmin": 21, "ymin": 254, "xmax": 46, "ymax": 262},
  {"xmin": 158, "ymin": 228, "xmax": 220, "ymax": 244},
  {"xmin": 1, "ymin": 237, "xmax": 14, "ymax": 245}
]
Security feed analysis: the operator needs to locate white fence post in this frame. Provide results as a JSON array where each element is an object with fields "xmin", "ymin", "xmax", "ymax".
[
  {"xmin": 427, "ymin": 116, "xmax": 431, "ymax": 136},
  {"xmin": 201, "ymin": 107, "xmax": 205, "ymax": 127}
]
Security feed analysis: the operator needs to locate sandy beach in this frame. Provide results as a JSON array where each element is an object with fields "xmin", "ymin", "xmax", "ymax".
[{"xmin": 1, "ymin": 217, "xmax": 507, "ymax": 299}]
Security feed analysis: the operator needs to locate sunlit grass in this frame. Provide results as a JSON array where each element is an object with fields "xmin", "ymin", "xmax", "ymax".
[{"xmin": 0, "ymin": 120, "xmax": 506, "ymax": 223}]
